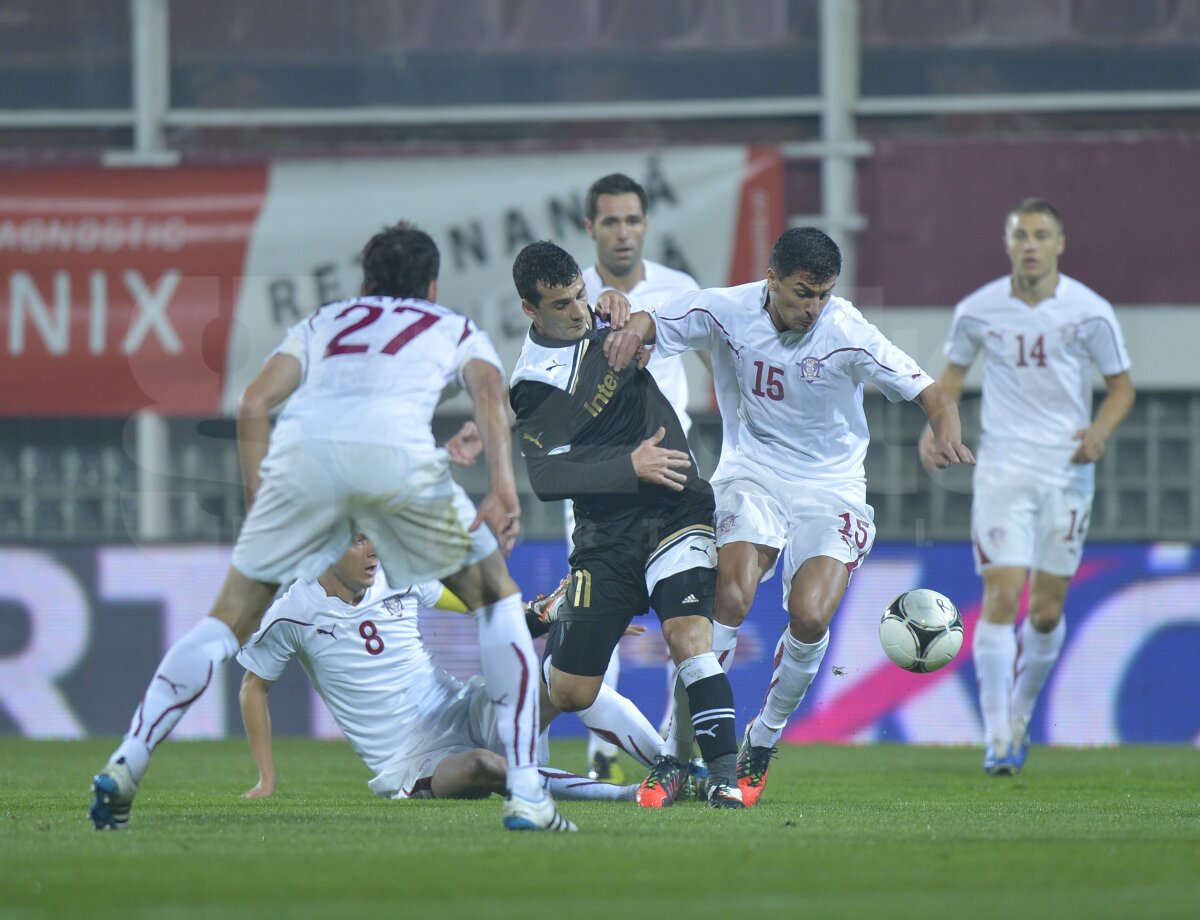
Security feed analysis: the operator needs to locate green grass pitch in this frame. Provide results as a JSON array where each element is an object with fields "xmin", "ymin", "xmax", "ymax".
[{"xmin": 1, "ymin": 739, "xmax": 1196, "ymax": 919}]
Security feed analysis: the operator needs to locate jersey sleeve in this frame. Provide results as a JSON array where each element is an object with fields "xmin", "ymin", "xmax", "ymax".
[
  {"xmin": 270, "ymin": 318, "xmax": 313, "ymax": 378},
  {"xmin": 1078, "ymin": 303, "xmax": 1131, "ymax": 376},
  {"xmin": 848, "ymin": 321, "xmax": 934, "ymax": 403},
  {"xmin": 648, "ymin": 291, "xmax": 721, "ymax": 357},
  {"xmin": 236, "ymin": 615, "xmax": 300, "ymax": 682},
  {"xmin": 943, "ymin": 302, "xmax": 983, "ymax": 367},
  {"xmin": 452, "ymin": 320, "xmax": 505, "ymax": 384},
  {"xmin": 413, "ymin": 579, "xmax": 446, "ymax": 609},
  {"xmin": 510, "ymin": 379, "xmax": 639, "ymax": 501}
]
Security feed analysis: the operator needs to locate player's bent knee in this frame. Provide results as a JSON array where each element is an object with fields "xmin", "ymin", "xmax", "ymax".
[
  {"xmin": 787, "ymin": 610, "xmax": 827, "ymax": 642},
  {"xmin": 548, "ymin": 683, "xmax": 599, "ymax": 713},
  {"xmin": 714, "ymin": 584, "xmax": 755, "ymax": 626}
]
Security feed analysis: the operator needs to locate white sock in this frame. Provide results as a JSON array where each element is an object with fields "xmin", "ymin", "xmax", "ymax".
[
  {"xmin": 540, "ymin": 768, "xmax": 636, "ymax": 801},
  {"xmin": 973, "ymin": 619, "xmax": 1017, "ymax": 749},
  {"xmin": 661, "ymin": 666, "xmax": 695, "ymax": 761},
  {"xmin": 658, "ymin": 656, "xmax": 676, "ymax": 736},
  {"xmin": 112, "ymin": 616, "xmax": 239, "ymax": 783},
  {"xmin": 586, "ymin": 647, "xmax": 621, "ymax": 760},
  {"xmin": 476, "ymin": 593, "xmax": 542, "ymax": 800},
  {"xmin": 750, "ymin": 628, "xmax": 829, "ymax": 748},
  {"xmin": 712, "ymin": 621, "xmax": 740, "ymax": 671},
  {"xmin": 1011, "ymin": 616, "xmax": 1066, "ymax": 732},
  {"xmin": 577, "ymin": 683, "xmax": 664, "ymax": 768}
]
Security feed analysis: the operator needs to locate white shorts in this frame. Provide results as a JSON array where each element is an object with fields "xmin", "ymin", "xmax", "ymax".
[
  {"xmin": 972, "ymin": 464, "xmax": 1092, "ymax": 577},
  {"xmin": 712, "ymin": 475, "xmax": 874, "ymax": 608},
  {"xmin": 232, "ymin": 440, "xmax": 498, "ymax": 587},
  {"xmin": 370, "ymin": 676, "xmax": 499, "ymax": 799}
]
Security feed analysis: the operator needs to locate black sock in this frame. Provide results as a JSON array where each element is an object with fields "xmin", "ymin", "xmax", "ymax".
[{"xmin": 685, "ymin": 672, "xmax": 737, "ymax": 770}]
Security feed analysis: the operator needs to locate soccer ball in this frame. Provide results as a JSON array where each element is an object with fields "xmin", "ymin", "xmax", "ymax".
[{"xmin": 879, "ymin": 588, "xmax": 964, "ymax": 673}]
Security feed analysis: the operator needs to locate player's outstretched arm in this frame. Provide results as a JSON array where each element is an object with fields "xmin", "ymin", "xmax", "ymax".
[
  {"xmin": 917, "ymin": 377, "xmax": 976, "ymax": 470},
  {"xmin": 1071, "ymin": 371, "xmax": 1135, "ymax": 464},
  {"xmin": 918, "ymin": 364, "xmax": 973, "ymax": 471},
  {"xmin": 462, "ymin": 358, "xmax": 521, "ymax": 555},
  {"xmin": 239, "ymin": 670, "xmax": 278, "ymax": 798},
  {"xmin": 236, "ymin": 353, "xmax": 302, "ymax": 509},
  {"xmin": 603, "ymin": 311, "xmax": 657, "ymax": 371}
]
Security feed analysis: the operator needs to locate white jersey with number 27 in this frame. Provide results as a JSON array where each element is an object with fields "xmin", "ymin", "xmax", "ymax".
[
  {"xmin": 268, "ymin": 296, "xmax": 503, "ymax": 454},
  {"xmin": 651, "ymin": 282, "xmax": 932, "ymax": 502},
  {"xmin": 945, "ymin": 274, "xmax": 1131, "ymax": 490}
]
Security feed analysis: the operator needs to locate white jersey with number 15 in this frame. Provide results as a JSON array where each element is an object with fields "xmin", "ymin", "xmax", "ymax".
[{"xmin": 651, "ymin": 282, "xmax": 932, "ymax": 501}]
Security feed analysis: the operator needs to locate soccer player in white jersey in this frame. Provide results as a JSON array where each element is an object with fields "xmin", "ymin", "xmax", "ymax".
[
  {"xmin": 90, "ymin": 222, "xmax": 575, "ymax": 833},
  {"xmin": 603, "ymin": 227, "xmax": 975, "ymax": 806},
  {"xmin": 239, "ymin": 533, "xmax": 656, "ymax": 804},
  {"xmin": 918, "ymin": 198, "xmax": 1135, "ymax": 776},
  {"xmin": 576, "ymin": 173, "xmax": 704, "ymax": 783}
]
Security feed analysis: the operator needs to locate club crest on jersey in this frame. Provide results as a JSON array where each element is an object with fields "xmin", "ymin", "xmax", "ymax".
[
  {"xmin": 717, "ymin": 512, "xmax": 738, "ymax": 535},
  {"xmin": 798, "ymin": 356, "xmax": 822, "ymax": 381},
  {"xmin": 382, "ymin": 596, "xmax": 406, "ymax": 617},
  {"xmin": 988, "ymin": 527, "xmax": 1006, "ymax": 547},
  {"xmin": 1060, "ymin": 322, "xmax": 1080, "ymax": 350}
]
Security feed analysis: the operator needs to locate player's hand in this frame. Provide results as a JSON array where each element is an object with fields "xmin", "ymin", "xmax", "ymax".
[
  {"xmin": 622, "ymin": 623, "xmax": 648, "ymax": 638},
  {"xmin": 631, "ymin": 427, "xmax": 691, "ymax": 491},
  {"xmin": 919, "ymin": 426, "xmax": 976, "ymax": 470},
  {"xmin": 1070, "ymin": 427, "xmax": 1107, "ymax": 463},
  {"xmin": 242, "ymin": 779, "xmax": 274, "ymax": 799},
  {"xmin": 443, "ymin": 420, "xmax": 482, "ymax": 467},
  {"xmin": 594, "ymin": 290, "xmax": 632, "ymax": 329},
  {"xmin": 604, "ymin": 328, "xmax": 644, "ymax": 371},
  {"xmin": 473, "ymin": 488, "xmax": 521, "ymax": 556}
]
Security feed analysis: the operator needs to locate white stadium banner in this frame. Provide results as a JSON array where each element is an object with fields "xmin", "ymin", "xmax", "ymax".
[{"xmin": 221, "ymin": 147, "xmax": 782, "ymax": 414}]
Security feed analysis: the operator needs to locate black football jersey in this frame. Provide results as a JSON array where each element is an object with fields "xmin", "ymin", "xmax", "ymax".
[{"xmin": 509, "ymin": 319, "xmax": 708, "ymax": 520}]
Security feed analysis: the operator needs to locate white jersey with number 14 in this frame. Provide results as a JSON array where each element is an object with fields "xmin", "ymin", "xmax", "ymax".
[{"xmin": 945, "ymin": 274, "xmax": 1131, "ymax": 490}]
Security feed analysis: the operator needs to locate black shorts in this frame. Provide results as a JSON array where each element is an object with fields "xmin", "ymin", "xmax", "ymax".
[{"xmin": 549, "ymin": 487, "xmax": 717, "ymax": 677}]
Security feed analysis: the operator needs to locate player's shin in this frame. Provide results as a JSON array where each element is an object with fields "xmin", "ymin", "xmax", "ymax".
[
  {"xmin": 678, "ymin": 652, "xmax": 738, "ymax": 783},
  {"xmin": 973, "ymin": 620, "xmax": 1017, "ymax": 751},
  {"xmin": 476, "ymin": 594, "xmax": 542, "ymax": 800},
  {"xmin": 110, "ymin": 616, "xmax": 240, "ymax": 781},
  {"xmin": 712, "ymin": 621, "xmax": 740, "ymax": 670},
  {"xmin": 576, "ymin": 682, "xmax": 664, "ymax": 768},
  {"xmin": 751, "ymin": 628, "xmax": 829, "ymax": 747},
  {"xmin": 586, "ymin": 648, "xmax": 622, "ymax": 762},
  {"xmin": 661, "ymin": 667, "xmax": 695, "ymax": 761},
  {"xmin": 539, "ymin": 768, "xmax": 636, "ymax": 801},
  {"xmin": 1011, "ymin": 617, "xmax": 1066, "ymax": 729}
]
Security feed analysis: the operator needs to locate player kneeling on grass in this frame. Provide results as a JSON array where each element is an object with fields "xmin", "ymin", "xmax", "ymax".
[{"xmin": 239, "ymin": 533, "xmax": 658, "ymax": 805}]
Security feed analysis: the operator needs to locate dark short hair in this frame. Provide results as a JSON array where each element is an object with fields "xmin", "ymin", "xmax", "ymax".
[
  {"xmin": 769, "ymin": 227, "xmax": 842, "ymax": 283},
  {"xmin": 361, "ymin": 221, "xmax": 440, "ymax": 299},
  {"xmin": 1008, "ymin": 197, "xmax": 1063, "ymax": 232},
  {"xmin": 512, "ymin": 240, "xmax": 582, "ymax": 306},
  {"xmin": 585, "ymin": 173, "xmax": 648, "ymax": 222}
]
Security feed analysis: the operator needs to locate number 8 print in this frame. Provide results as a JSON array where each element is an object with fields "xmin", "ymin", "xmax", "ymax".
[{"xmin": 359, "ymin": 620, "xmax": 385, "ymax": 655}]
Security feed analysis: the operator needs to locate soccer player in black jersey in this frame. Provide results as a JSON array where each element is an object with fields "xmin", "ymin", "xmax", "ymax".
[{"xmin": 509, "ymin": 240, "xmax": 743, "ymax": 809}]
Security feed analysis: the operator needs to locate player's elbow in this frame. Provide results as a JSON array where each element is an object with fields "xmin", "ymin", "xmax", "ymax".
[{"xmin": 239, "ymin": 670, "xmax": 270, "ymax": 703}]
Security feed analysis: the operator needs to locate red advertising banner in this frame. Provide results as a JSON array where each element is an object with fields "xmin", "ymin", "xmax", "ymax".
[{"xmin": 0, "ymin": 167, "xmax": 268, "ymax": 417}]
